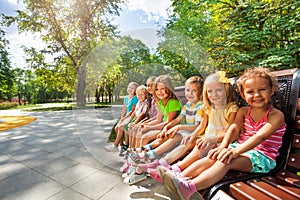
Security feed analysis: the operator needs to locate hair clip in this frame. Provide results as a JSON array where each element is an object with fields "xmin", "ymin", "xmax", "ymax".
[{"xmin": 217, "ymin": 71, "xmax": 230, "ymax": 83}]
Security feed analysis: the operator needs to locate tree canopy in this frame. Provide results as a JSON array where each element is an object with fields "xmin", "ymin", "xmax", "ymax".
[{"xmin": 0, "ymin": 0, "xmax": 299, "ymax": 104}]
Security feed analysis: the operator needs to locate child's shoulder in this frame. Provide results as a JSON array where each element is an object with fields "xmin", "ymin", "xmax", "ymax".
[
  {"xmin": 236, "ymin": 106, "xmax": 249, "ymax": 115},
  {"xmin": 226, "ymin": 102, "xmax": 239, "ymax": 112},
  {"xmin": 269, "ymin": 106, "xmax": 285, "ymax": 119}
]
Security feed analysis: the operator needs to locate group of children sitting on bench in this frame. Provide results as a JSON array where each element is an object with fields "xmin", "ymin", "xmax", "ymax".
[{"xmin": 105, "ymin": 67, "xmax": 286, "ymax": 200}]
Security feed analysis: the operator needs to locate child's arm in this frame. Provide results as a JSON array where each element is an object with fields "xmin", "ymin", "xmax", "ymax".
[
  {"xmin": 208, "ymin": 107, "xmax": 245, "ymax": 160},
  {"xmin": 188, "ymin": 113, "xmax": 208, "ymax": 143},
  {"xmin": 120, "ymin": 104, "xmax": 127, "ymax": 119},
  {"xmin": 217, "ymin": 108, "xmax": 285, "ymax": 165},
  {"xmin": 134, "ymin": 113, "xmax": 146, "ymax": 125},
  {"xmin": 196, "ymin": 111, "xmax": 237, "ymax": 149},
  {"xmin": 225, "ymin": 109, "xmax": 284, "ymax": 163}
]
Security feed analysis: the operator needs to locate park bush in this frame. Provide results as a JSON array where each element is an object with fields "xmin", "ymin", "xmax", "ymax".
[{"xmin": 0, "ymin": 101, "xmax": 19, "ymax": 109}]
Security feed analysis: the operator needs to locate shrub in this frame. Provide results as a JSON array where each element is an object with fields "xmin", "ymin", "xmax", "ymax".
[{"xmin": 0, "ymin": 102, "xmax": 19, "ymax": 109}]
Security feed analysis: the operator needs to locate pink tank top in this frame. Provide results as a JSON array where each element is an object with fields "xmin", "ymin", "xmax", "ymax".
[{"xmin": 238, "ymin": 105, "xmax": 286, "ymax": 160}]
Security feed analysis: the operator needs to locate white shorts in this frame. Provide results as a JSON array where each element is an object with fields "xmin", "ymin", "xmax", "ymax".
[{"xmin": 178, "ymin": 130, "xmax": 192, "ymax": 138}]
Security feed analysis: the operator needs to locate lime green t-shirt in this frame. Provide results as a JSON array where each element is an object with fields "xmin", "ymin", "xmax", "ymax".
[{"xmin": 157, "ymin": 99, "xmax": 181, "ymax": 122}]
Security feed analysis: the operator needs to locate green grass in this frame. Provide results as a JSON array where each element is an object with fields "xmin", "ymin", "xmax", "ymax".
[{"xmin": 11, "ymin": 102, "xmax": 117, "ymax": 112}]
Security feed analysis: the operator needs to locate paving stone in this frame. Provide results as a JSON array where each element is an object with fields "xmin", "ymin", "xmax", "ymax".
[
  {"xmin": 46, "ymin": 188, "xmax": 91, "ymax": 200},
  {"xmin": 50, "ymin": 164, "xmax": 98, "ymax": 186},
  {"xmin": 1, "ymin": 180, "xmax": 65, "ymax": 200},
  {"xmin": 71, "ymin": 170, "xmax": 120, "ymax": 199}
]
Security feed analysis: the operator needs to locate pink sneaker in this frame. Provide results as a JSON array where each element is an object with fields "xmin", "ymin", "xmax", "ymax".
[
  {"xmin": 164, "ymin": 171, "xmax": 197, "ymax": 200},
  {"xmin": 120, "ymin": 160, "xmax": 130, "ymax": 173},
  {"xmin": 147, "ymin": 168, "xmax": 163, "ymax": 183},
  {"xmin": 138, "ymin": 159, "xmax": 160, "ymax": 172}
]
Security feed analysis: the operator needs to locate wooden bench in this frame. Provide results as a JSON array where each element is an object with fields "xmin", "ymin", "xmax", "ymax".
[{"xmin": 174, "ymin": 68, "xmax": 300, "ymax": 200}]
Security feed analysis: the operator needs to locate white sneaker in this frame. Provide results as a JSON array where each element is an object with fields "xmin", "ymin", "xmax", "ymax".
[{"xmin": 104, "ymin": 143, "xmax": 119, "ymax": 152}]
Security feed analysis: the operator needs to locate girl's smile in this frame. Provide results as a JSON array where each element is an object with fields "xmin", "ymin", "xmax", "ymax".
[
  {"xmin": 155, "ymin": 83, "xmax": 169, "ymax": 100},
  {"xmin": 242, "ymin": 77, "xmax": 273, "ymax": 109}
]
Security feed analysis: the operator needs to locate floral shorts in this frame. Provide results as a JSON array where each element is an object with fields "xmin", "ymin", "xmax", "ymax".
[{"xmin": 229, "ymin": 142, "xmax": 276, "ymax": 173}]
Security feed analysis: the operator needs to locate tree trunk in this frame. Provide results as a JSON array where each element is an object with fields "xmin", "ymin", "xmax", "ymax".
[{"xmin": 76, "ymin": 66, "xmax": 86, "ymax": 106}]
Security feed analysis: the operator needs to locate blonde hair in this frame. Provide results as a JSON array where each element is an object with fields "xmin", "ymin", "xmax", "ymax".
[
  {"xmin": 153, "ymin": 75, "xmax": 177, "ymax": 102},
  {"xmin": 185, "ymin": 76, "xmax": 204, "ymax": 101},
  {"xmin": 202, "ymin": 72, "xmax": 234, "ymax": 110},
  {"xmin": 236, "ymin": 67, "xmax": 278, "ymax": 95},
  {"xmin": 136, "ymin": 85, "xmax": 148, "ymax": 95}
]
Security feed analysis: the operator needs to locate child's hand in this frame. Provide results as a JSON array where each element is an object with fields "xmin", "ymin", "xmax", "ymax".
[
  {"xmin": 208, "ymin": 146, "xmax": 224, "ymax": 160},
  {"xmin": 140, "ymin": 125, "xmax": 149, "ymax": 133},
  {"xmin": 196, "ymin": 137, "xmax": 212, "ymax": 149},
  {"xmin": 190, "ymin": 133, "xmax": 198, "ymax": 143},
  {"xmin": 157, "ymin": 131, "xmax": 165, "ymax": 138},
  {"xmin": 165, "ymin": 126, "xmax": 178, "ymax": 138},
  {"xmin": 181, "ymin": 135, "xmax": 191, "ymax": 145},
  {"xmin": 217, "ymin": 148, "xmax": 238, "ymax": 164}
]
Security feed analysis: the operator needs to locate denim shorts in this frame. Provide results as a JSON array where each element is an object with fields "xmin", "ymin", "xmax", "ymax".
[{"xmin": 229, "ymin": 142, "xmax": 276, "ymax": 173}]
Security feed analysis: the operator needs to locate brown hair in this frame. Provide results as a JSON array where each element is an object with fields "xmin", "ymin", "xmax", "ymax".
[
  {"xmin": 236, "ymin": 67, "xmax": 278, "ymax": 95},
  {"xmin": 153, "ymin": 75, "xmax": 177, "ymax": 103}
]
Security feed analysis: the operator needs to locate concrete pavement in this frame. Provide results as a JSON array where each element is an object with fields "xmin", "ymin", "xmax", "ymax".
[{"xmin": 0, "ymin": 107, "xmax": 172, "ymax": 200}]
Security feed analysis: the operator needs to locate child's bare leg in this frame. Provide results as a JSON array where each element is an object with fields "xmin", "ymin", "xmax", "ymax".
[
  {"xmin": 164, "ymin": 140, "xmax": 196, "ymax": 164},
  {"xmin": 176, "ymin": 146, "xmax": 202, "ymax": 170},
  {"xmin": 124, "ymin": 130, "xmax": 129, "ymax": 146},
  {"xmin": 114, "ymin": 127, "xmax": 124, "ymax": 146},
  {"xmin": 140, "ymin": 130, "xmax": 160, "ymax": 146},
  {"xmin": 135, "ymin": 132, "xmax": 142, "ymax": 147},
  {"xmin": 153, "ymin": 134, "xmax": 182, "ymax": 157},
  {"xmin": 149, "ymin": 137, "xmax": 166, "ymax": 149},
  {"xmin": 191, "ymin": 156, "xmax": 252, "ymax": 190},
  {"xmin": 131, "ymin": 129, "xmax": 139, "ymax": 148},
  {"xmin": 128, "ymin": 130, "xmax": 132, "ymax": 148}
]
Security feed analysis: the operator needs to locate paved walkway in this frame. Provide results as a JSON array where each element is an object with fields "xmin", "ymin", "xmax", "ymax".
[{"xmin": 0, "ymin": 107, "xmax": 172, "ymax": 200}]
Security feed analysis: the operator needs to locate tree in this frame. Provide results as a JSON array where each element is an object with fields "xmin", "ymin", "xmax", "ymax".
[
  {"xmin": 207, "ymin": 0, "xmax": 299, "ymax": 74},
  {"xmin": 162, "ymin": 0, "xmax": 299, "ymax": 76},
  {"xmin": 0, "ymin": 27, "xmax": 14, "ymax": 101},
  {"xmin": 3, "ymin": 0, "xmax": 123, "ymax": 106}
]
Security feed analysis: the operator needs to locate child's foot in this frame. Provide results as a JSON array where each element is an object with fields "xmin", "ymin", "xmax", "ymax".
[
  {"xmin": 164, "ymin": 171, "xmax": 197, "ymax": 200},
  {"xmin": 123, "ymin": 172, "xmax": 147, "ymax": 185},
  {"xmin": 147, "ymin": 168, "xmax": 163, "ymax": 183},
  {"xmin": 156, "ymin": 165, "xmax": 171, "ymax": 182},
  {"xmin": 120, "ymin": 160, "xmax": 130, "ymax": 173},
  {"xmin": 138, "ymin": 159, "xmax": 160, "ymax": 172},
  {"xmin": 119, "ymin": 144, "xmax": 128, "ymax": 156},
  {"xmin": 104, "ymin": 143, "xmax": 118, "ymax": 152},
  {"xmin": 121, "ymin": 165, "xmax": 136, "ymax": 179}
]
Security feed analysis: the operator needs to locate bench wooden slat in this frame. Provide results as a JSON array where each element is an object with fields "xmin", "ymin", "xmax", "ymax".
[
  {"xmin": 262, "ymin": 176, "xmax": 300, "ymax": 199},
  {"xmin": 247, "ymin": 178, "xmax": 298, "ymax": 200},
  {"xmin": 230, "ymin": 181, "xmax": 273, "ymax": 200},
  {"xmin": 211, "ymin": 189, "xmax": 235, "ymax": 200},
  {"xmin": 276, "ymin": 170, "xmax": 300, "ymax": 188}
]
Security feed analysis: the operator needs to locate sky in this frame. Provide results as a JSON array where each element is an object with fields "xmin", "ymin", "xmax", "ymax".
[{"xmin": 0, "ymin": 0, "xmax": 172, "ymax": 68}]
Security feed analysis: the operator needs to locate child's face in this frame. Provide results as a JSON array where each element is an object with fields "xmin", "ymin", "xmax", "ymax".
[
  {"xmin": 185, "ymin": 82, "xmax": 200, "ymax": 105},
  {"xmin": 146, "ymin": 81, "xmax": 154, "ymax": 94},
  {"xmin": 155, "ymin": 82, "xmax": 169, "ymax": 100},
  {"xmin": 206, "ymin": 81, "xmax": 227, "ymax": 108},
  {"xmin": 136, "ymin": 90, "xmax": 147, "ymax": 102},
  {"xmin": 127, "ymin": 84, "xmax": 136, "ymax": 96},
  {"xmin": 242, "ymin": 77, "xmax": 273, "ymax": 108}
]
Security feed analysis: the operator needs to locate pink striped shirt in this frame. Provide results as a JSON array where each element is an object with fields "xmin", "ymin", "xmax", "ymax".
[{"xmin": 238, "ymin": 105, "xmax": 286, "ymax": 160}]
